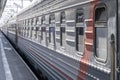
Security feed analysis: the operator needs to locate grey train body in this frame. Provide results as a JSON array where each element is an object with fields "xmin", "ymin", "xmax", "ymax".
[{"xmin": 1, "ymin": 0, "xmax": 119, "ymax": 80}]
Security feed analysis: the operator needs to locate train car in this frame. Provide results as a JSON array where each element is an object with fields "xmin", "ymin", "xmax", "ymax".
[{"xmin": 2, "ymin": 0, "xmax": 120, "ymax": 80}]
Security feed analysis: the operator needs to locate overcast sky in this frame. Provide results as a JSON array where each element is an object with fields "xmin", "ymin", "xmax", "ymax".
[{"xmin": 0, "ymin": 0, "xmax": 38, "ymax": 26}]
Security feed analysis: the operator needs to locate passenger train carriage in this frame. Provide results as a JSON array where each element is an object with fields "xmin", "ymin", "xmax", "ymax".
[{"xmin": 1, "ymin": 0, "xmax": 120, "ymax": 80}]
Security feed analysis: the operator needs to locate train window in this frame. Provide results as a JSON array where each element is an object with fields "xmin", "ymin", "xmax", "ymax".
[
  {"xmin": 76, "ymin": 27, "xmax": 84, "ymax": 51},
  {"xmin": 76, "ymin": 9, "xmax": 84, "ymax": 52},
  {"xmin": 36, "ymin": 17, "xmax": 38, "ymax": 25},
  {"xmin": 27, "ymin": 20, "xmax": 28, "ymax": 25},
  {"xmin": 60, "ymin": 12, "xmax": 66, "ymax": 46},
  {"xmin": 49, "ymin": 27, "xmax": 55, "ymax": 43},
  {"xmin": 49, "ymin": 14, "xmax": 55, "ymax": 24},
  {"xmin": 94, "ymin": 5, "xmax": 107, "ymax": 62},
  {"xmin": 31, "ymin": 19, "xmax": 33, "ymax": 25},
  {"xmin": 49, "ymin": 14, "xmax": 55, "ymax": 44},
  {"xmin": 41, "ymin": 27, "xmax": 46, "ymax": 40},
  {"xmin": 60, "ymin": 27, "xmax": 65, "ymax": 46},
  {"xmin": 23, "ymin": 21, "xmax": 24, "ymax": 25},
  {"xmin": 95, "ymin": 7, "xmax": 107, "ymax": 22},
  {"xmin": 25, "ymin": 20, "xmax": 27, "ymax": 26},
  {"xmin": 35, "ymin": 18, "xmax": 37, "ymax": 25},
  {"xmin": 60, "ymin": 12, "xmax": 65, "ymax": 23},
  {"xmin": 41, "ymin": 16, "xmax": 46, "ymax": 41},
  {"xmin": 41, "ymin": 16, "xmax": 45, "ymax": 24},
  {"xmin": 27, "ymin": 20, "xmax": 28, "ymax": 26},
  {"xmin": 37, "ymin": 17, "xmax": 41, "ymax": 24},
  {"xmin": 28, "ymin": 19, "xmax": 31, "ymax": 25},
  {"xmin": 31, "ymin": 27, "xmax": 34, "ymax": 30},
  {"xmin": 24, "ymin": 20, "xmax": 26, "ymax": 25},
  {"xmin": 27, "ymin": 27, "xmax": 29, "ymax": 37},
  {"xmin": 76, "ymin": 9, "xmax": 84, "ymax": 23},
  {"xmin": 33, "ymin": 18, "xmax": 36, "ymax": 25}
]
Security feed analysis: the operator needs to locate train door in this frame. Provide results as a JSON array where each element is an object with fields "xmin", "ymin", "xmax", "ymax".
[
  {"xmin": 117, "ymin": 0, "xmax": 120, "ymax": 80},
  {"xmin": 94, "ymin": 1, "xmax": 117, "ymax": 80}
]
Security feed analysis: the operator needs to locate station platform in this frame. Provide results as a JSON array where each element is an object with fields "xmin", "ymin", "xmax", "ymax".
[{"xmin": 0, "ymin": 32, "xmax": 38, "ymax": 80}]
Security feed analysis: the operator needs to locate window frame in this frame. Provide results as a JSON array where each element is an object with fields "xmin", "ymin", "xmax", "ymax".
[
  {"xmin": 49, "ymin": 14, "xmax": 55, "ymax": 44},
  {"xmin": 60, "ymin": 11, "xmax": 66, "ymax": 46},
  {"xmin": 75, "ymin": 8, "xmax": 84, "ymax": 54},
  {"xmin": 41, "ymin": 16, "xmax": 46, "ymax": 41},
  {"xmin": 94, "ymin": 4, "xmax": 108, "ymax": 63}
]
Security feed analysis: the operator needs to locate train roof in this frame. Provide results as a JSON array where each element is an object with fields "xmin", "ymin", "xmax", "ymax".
[
  {"xmin": 17, "ymin": 0, "xmax": 91, "ymax": 21},
  {"xmin": 17, "ymin": 0, "xmax": 44, "ymax": 16}
]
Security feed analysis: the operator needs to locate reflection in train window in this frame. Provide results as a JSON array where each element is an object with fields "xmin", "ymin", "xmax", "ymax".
[
  {"xmin": 94, "ymin": 5, "xmax": 107, "ymax": 62},
  {"xmin": 76, "ymin": 9, "xmax": 84, "ymax": 52},
  {"xmin": 60, "ymin": 12, "xmax": 66, "ymax": 46},
  {"xmin": 95, "ymin": 7, "xmax": 107, "ymax": 22},
  {"xmin": 76, "ymin": 9, "xmax": 84, "ymax": 23}
]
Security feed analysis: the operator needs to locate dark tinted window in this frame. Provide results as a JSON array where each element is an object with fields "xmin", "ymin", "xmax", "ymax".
[
  {"xmin": 49, "ymin": 14, "xmax": 55, "ymax": 24},
  {"xmin": 41, "ymin": 27, "xmax": 46, "ymax": 40},
  {"xmin": 95, "ymin": 7, "xmax": 107, "ymax": 21},
  {"xmin": 76, "ymin": 9, "xmax": 84, "ymax": 23},
  {"xmin": 76, "ymin": 9, "xmax": 84, "ymax": 53},
  {"xmin": 60, "ymin": 27, "xmax": 65, "ymax": 46},
  {"xmin": 76, "ymin": 27, "xmax": 84, "ymax": 52},
  {"xmin": 61, "ymin": 12, "xmax": 65, "ymax": 23},
  {"xmin": 49, "ymin": 27, "xmax": 55, "ymax": 43},
  {"xmin": 31, "ymin": 19, "xmax": 33, "ymax": 25}
]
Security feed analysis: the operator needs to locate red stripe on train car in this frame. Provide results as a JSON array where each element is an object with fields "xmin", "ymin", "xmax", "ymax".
[
  {"xmin": 29, "ymin": 48, "xmax": 72, "ymax": 80},
  {"xmin": 77, "ymin": 0, "xmax": 100, "ymax": 80}
]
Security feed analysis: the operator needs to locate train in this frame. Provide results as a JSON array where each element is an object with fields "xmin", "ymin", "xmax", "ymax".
[{"xmin": 1, "ymin": 0, "xmax": 119, "ymax": 80}]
